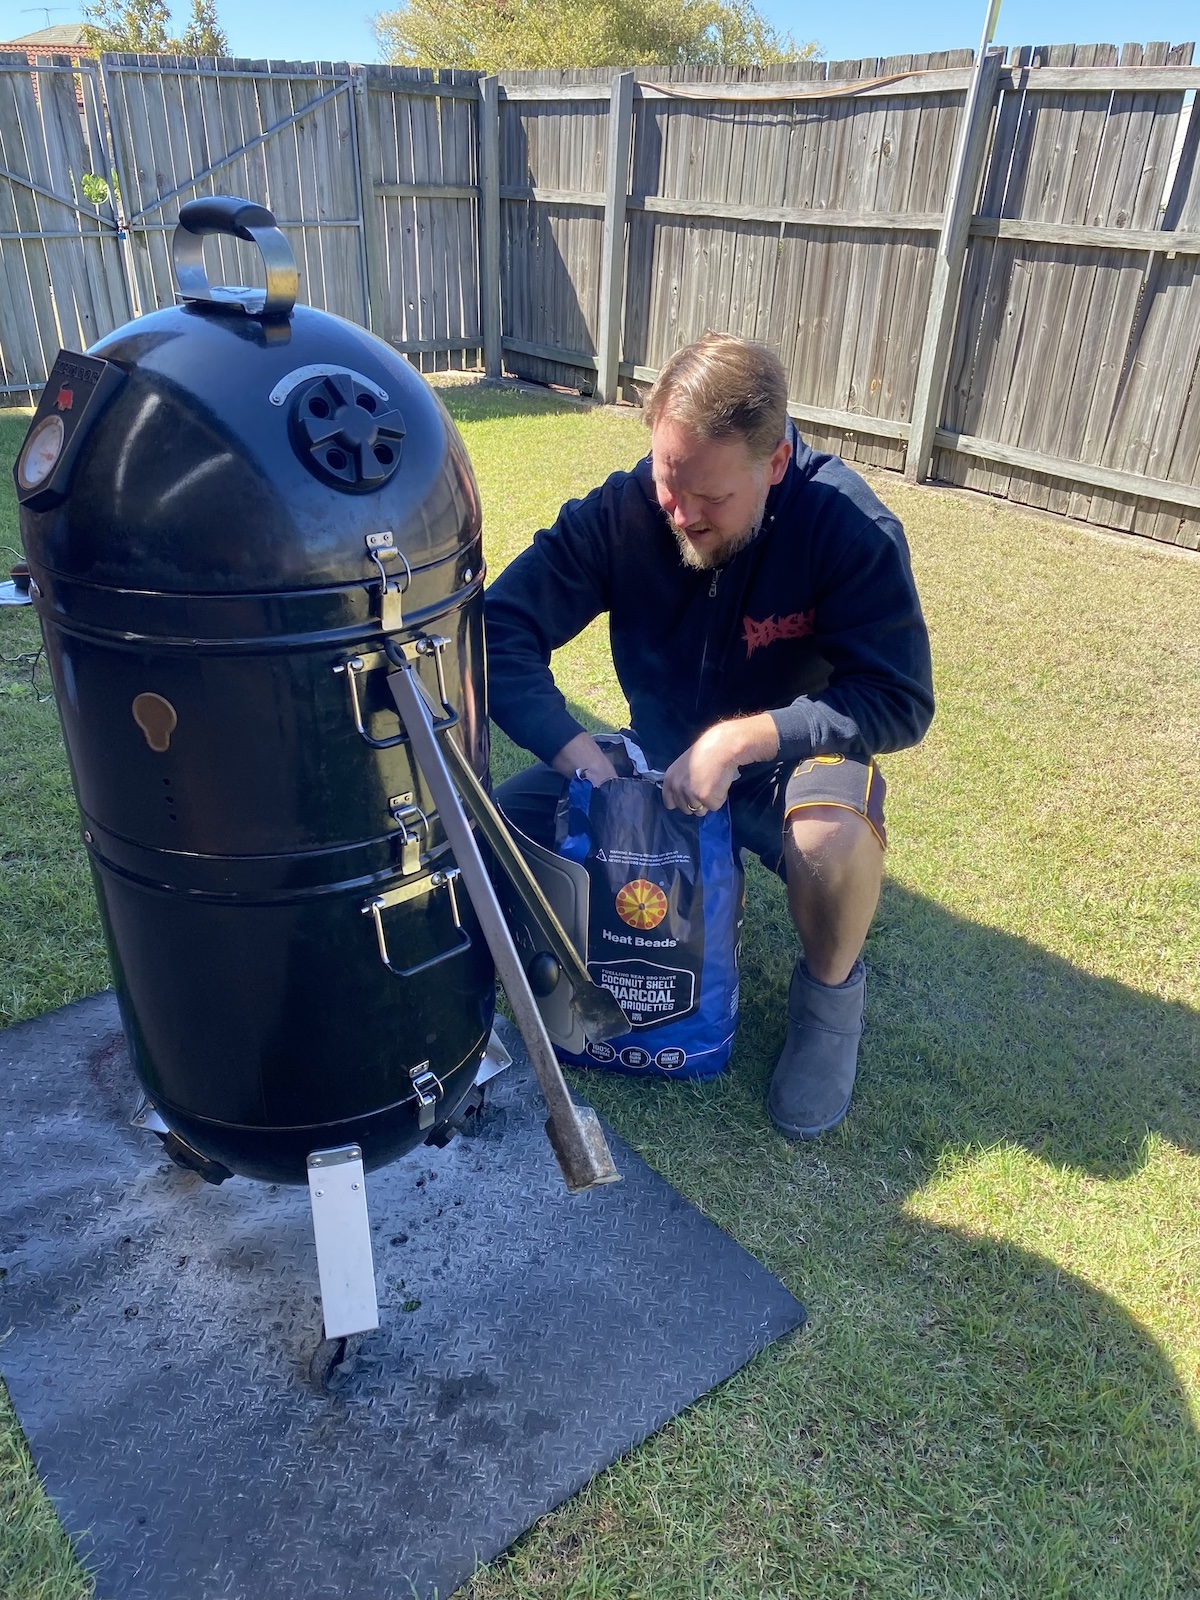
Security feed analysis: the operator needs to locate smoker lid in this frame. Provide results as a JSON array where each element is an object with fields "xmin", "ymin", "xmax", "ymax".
[{"xmin": 18, "ymin": 198, "xmax": 481, "ymax": 596}]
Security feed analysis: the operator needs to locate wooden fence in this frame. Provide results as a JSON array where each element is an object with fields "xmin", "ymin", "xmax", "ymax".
[
  {"xmin": 492, "ymin": 46, "xmax": 1200, "ymax": 548},
  {"xmin": 0, "ymin": 54, "xmax": 128, "ymax": 394},
  {"xmin": 0, "ymin": 45, "xmax": 1197, "ymax": 548}
]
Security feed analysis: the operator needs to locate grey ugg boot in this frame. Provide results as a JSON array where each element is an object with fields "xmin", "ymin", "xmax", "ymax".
[{"xmin": 767, "ymin": 958, "xmax": 865, "ymax": 1140}]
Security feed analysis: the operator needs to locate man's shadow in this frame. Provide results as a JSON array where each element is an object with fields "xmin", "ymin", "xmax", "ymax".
[{"xmin": 491, "ymin": 714, "xmax": 1200, "ymax": 1586}]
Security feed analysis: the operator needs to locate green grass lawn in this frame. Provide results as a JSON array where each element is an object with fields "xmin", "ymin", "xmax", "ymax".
[{"xmin": 2, "ymin": 388, "xmax": 1199, "ymax": 1599}]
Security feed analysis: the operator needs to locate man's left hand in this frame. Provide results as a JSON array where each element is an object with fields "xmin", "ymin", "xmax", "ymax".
[{"xmin": 662, "ymin": 714, "xmax": 780, "ymax": 816}]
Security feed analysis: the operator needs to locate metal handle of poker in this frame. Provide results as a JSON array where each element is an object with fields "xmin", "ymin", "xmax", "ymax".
[
  {"xmin": 386, "ymin": 661, "xmax": 620, "ymax": 1193},
  {"xmin": 432, "ymin": 722, "xmax": 630, "ymax": 1044}
]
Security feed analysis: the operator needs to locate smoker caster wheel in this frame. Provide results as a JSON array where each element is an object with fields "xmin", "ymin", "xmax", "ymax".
[
  {"xmin": 424, "ymin": 1081, "xmax": 488, "ymax": 1147},
  {"xmin": 160, "ymin": 1130, "xmax": 233, "ymax": 1185},
  {"xmin": 454, "ymin": 1083, "xmax": 488, "ymax": 1136},
  {"xmin": 308, "ymin": 1332, "xmax": 364, "ymax": 1391}
]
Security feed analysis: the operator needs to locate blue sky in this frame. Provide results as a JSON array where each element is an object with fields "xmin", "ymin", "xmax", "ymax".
[{"xmin": 1, "ymin": 0, "xmax": 1196, "ymax": 69}]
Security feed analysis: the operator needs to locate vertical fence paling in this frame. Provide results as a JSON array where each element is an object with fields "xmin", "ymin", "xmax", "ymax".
[
  {"xmin": 596, "ymin": 71, "xmax": 634, "ymax": 404},
  {"xmin": 478, "ymin": 75, "xmax": 501, "ymax": 378},
  {"xmin": 905, "ymin": 32, "xmax": 1004, "ymax": 482},
  {"xmin": 352, "ymin": 69, "xmax": 388, "ymax": 338}
]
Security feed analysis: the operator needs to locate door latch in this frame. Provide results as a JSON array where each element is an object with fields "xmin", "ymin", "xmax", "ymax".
[
  {"xmin": 365, "ymin": 531, "xmax": 410, "ymax": 631},
  {"xmin": 409, "ymin": 1062, "xmax": 444, "ymax": 1130}
]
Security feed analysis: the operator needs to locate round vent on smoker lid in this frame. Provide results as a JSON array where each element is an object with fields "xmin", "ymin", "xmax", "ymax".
[{"xmin": 290, "ymin": 371, "xmax": 406, "ymax": 492}]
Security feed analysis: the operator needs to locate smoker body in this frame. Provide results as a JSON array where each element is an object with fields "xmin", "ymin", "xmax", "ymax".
[{"xmin": 16, "ymin": 206, "xmax": 495, "ymax": 1184}]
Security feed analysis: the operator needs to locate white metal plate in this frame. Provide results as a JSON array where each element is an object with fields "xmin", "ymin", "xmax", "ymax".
[{"xmin": 306, "ymin": 1145, "xmax": 379, "ymax": 1339}]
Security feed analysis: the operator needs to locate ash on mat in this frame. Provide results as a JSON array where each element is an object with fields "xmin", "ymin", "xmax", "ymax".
[{"xmin": 0, "ymin": 993, "xmax": 805, "ymax": 1600}]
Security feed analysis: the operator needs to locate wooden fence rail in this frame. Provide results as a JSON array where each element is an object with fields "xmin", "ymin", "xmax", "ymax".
[{"xmin": 0, "ymin": 44, "xmax": 1197, "ymax": 548}]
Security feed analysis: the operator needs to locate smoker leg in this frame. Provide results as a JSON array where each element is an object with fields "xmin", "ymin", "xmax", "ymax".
[{"xmin": 306, "ymin": 1144, "xmax": 379, "ymax": 1343}]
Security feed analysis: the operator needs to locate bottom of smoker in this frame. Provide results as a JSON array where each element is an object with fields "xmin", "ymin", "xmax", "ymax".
[
  {"xmin": 0, "ymin": 991, "xmax": 805, "ymax": 1600},
  {"xmin": 148, "ymin": 1036, "xmax": 489, "ymax": 1185}
]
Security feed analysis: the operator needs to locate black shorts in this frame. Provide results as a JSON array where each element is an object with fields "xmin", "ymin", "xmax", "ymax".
[{"xmin": 494, "ymin": 752, "xmax": 886, "ymax": 884}]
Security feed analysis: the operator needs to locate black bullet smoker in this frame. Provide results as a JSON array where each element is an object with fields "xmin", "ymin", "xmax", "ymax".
[{"xmin": 14, "ymin": 198, "xmax": 622, "ymax": 1348}]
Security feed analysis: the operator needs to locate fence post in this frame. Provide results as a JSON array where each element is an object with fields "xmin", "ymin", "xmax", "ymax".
[
  {"xmin": 352, "ymin": 67, "xmax": 386, "ymax": 337},
  {"xmin": 98, "ymin": 54, "xmax": 149, "ymax": 319},
  {"xmin": 80, "ymin": 60, "xmax": 134, "ymax": 328},
  {"xmin": 478, "ymin": 75, "xmax": 502, "ymax": 379},
  {"xmin": 905, "ymin": 22, "xmax": 1004, "ymax": 482},
  {"xmin": 596, "ymin": 70, "xmax": 634, "ymax": 405}
]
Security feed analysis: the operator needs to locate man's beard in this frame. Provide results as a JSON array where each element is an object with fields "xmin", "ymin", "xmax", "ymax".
[{"xmin": 672, "ymin": 497, "xmax": 767, "ymax": 571}]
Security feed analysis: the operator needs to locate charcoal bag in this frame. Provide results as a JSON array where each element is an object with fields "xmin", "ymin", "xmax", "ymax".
[{"xmin": 554, "ymin": 750, "xmax": 744, "ymax": 1079}]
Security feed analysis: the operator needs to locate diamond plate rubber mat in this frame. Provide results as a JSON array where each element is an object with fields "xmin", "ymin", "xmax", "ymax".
[{"xmin": 0, "ymin": 993, "xmax": 805, "ymax": 1600}]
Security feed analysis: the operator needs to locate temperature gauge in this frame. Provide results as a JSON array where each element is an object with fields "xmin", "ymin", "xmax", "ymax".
[{"xmin": 17, "ymin": 414, "xmax": 65, "ymax": 491}]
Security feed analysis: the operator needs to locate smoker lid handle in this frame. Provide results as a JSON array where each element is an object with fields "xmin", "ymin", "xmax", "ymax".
[
  {"xmin": 177, "ymin": 196, "xmax": 277, "ymax": 240},
  {"xmin": 172, "ymin": 195, "xmax": 298, "ymax": 320}
]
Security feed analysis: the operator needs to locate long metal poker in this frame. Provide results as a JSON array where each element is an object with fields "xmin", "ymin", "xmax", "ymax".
[{"xmin": 387, "ymin": 658, "xmax": 620, "ymax": 1194}]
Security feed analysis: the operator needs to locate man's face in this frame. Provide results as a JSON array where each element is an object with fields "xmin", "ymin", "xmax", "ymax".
[{"xmin": 650, "ymin": 418, "xmax": 791, "ymax": 571}]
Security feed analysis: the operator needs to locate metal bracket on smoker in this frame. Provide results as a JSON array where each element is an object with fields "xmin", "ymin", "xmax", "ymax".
[
  {"xmin": 478, "ymin": 1025, "xmax": 513, "ymax": 1087},
  {"xmin": 131, "ymin": 1095, "xmax": 170, "ymax": 1136},
  {"xmin": 365, "ymin": 531, "xmax": 410, "ymax": 632},
  {"xmin": 130, "ymin": 1095, "xmax": 233, "ymax": 1185},
  {"xmin": 362, "ymin": 867, "xmax": 472, "ymax": 978},
  {"xmin": 307, "ymin": 1144, "xmax": 380, "ymax": 1340}
]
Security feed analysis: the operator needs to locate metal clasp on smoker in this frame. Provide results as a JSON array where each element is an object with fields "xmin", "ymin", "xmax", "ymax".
[
  {"xmin": 365, "ymin": 531, "xmax": 410, "ymax": 632},
  {"xmin": 408, "ymin": 1062, "xmax": 444, "ymax": 1130},
  {"xmin": 388, "ymin": 792, "xmax": 430, "ymax": 875}
]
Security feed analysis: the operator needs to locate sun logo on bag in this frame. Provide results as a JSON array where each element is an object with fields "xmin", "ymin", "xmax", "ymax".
[{"xmin": 615, "ymin": 878, "xmax": 668, "ymax": 930}]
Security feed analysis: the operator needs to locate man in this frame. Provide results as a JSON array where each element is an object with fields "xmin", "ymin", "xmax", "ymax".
[{"xmin": 486, "ymin": 333, "xmax": 934, "ymax": 1138}]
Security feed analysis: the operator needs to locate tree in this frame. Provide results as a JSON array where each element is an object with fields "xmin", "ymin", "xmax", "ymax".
[
  {"xmin": 373, "ymin": 0, "xmax": 813, "ymax": 71},
  {"xmin": 82, "ymin": 0, "xmax": 172, "ymax": 51},
  {"xmin": 179, "ymin": 0, "xmax": 229, "ymax": 54},
  {"xmin": 81, "ymin": 0, "xmax": 229, "ymax": 54}
]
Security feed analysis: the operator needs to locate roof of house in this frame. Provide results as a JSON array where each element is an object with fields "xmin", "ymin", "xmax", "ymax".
[{"xmin": 2, "ymin": 24, "xmax": 89, "ymax": 47}]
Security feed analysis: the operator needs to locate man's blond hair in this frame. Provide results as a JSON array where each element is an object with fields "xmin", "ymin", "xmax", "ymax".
[{"xmin": 644, "ymin": 333, "xmax": 789, "ymax": 460}]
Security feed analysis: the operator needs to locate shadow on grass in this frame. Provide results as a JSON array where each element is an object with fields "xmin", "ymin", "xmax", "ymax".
[
  {"xmin": 487, "ymin": 712, "xmax": 1200, "ymax": 1593},
  {"xmin": 436, "ymin": 379, "xmax": 606, "ymax": 424},
  {"xmin": 840, "ymin": 878, "xmax": 1198, "ymax": 1178}
]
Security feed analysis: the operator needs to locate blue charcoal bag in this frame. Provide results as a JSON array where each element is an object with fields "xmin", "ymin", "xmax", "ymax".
[{"xmin": 553, "ymin": 762, "xmax": 744, "ymax": 1079}]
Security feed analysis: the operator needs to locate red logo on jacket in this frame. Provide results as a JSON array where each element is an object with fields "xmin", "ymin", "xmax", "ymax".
[{"xmin": 742, "ymin": 608, "xmax": 815, "ymax": 658}]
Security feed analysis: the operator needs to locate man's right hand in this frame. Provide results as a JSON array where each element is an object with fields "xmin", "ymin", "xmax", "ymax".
[{"xmin": 550, "ymin": 731, "xmax": 619, "ymax": 786}]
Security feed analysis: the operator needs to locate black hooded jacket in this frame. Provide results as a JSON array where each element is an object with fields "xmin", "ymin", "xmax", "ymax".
[{"xmin": 485, "ymin": 423, "xmax": 934, "ymax": 772}]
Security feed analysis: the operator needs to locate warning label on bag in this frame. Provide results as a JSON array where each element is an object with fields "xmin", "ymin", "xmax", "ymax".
[{"xmin": 587, "ymin": 957, "xmax": 696, "ymax": 1028}]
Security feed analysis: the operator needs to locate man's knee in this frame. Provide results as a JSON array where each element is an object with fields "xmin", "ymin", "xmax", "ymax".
[
  {"xmin": 493, "ymin": 762, "xmax": 565, "ymax": 850},
  {"xmin": 784, "ymin": 805, "xmax": 883, "ymax": 888}
]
